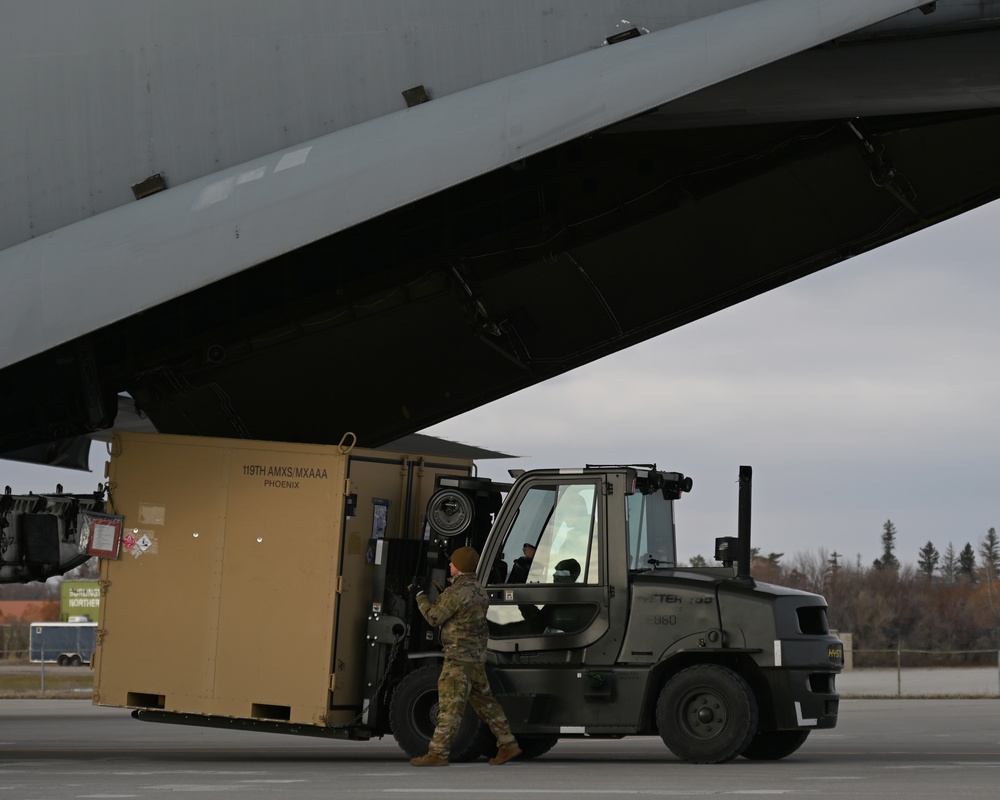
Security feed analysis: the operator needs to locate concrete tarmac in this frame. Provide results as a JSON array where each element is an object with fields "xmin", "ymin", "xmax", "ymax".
[{"xmin": 2, "ymin": 698, "xmax": 1000, "ymax": 799}]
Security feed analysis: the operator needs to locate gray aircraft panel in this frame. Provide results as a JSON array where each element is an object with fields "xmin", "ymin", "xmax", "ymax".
[
  {"xmin": 1, "ymin": 0, "xmax": 936, "ymax": 252},
  {"xmin": 0, "ymin": 0, "xmax": 926, "ymax": 371},
  {"xmin": 0, "ymin": 0, "xmax": 682, "ymax": 250}
]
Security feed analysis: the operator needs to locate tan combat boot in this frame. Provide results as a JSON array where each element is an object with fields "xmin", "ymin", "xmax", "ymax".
[
  {"xmin": 488, "ymin": 743, "xmax": 522, "ymax": 765},
  {"xmin": 410, "ymin": 753, "xmax": 450, "ymax": 767}
]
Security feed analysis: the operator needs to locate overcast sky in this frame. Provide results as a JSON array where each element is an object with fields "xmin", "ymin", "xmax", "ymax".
[
  {"xmin": 423, "ymin": 199, "xmax": 1000, "ymax": 567},
  {"xmin": 2, "ymin": 200, "xmax": 998, "ymax": 570}
]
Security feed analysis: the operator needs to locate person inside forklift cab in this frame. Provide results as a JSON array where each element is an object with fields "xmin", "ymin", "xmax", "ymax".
[
  {"xmin": 538, "ymin": 558, "xmax": 592, "ymax": 634},
  {"xmin": 508, "ymin": 542, "xmax": 535, "ymax": 583},
  {"xmin": 553, "ymin": 558, "xmax": 581, "ymax": 584}
]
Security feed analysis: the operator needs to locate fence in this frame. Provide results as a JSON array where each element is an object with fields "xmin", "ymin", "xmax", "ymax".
[
  {"xmin": 1, "ymin": 623, "xmax": 94, "ymax": 695},
  {"xmin": 1, "ymin": 623, "xmax": 95, "ymax": 664},
  {"xmin": 0, "ymin": 624, "xmax": 28, "ymax": 661},
  {"xmin": 4, "ymin": 629, "xmax": 1000, "ymax": 697},
  {"xmin": 854, "ymin": 646, "xmax": 1000, "ymax": 669},
  {"xmin": 840, "ymin": 648, "xmax": 1000, "ymax": 698}
]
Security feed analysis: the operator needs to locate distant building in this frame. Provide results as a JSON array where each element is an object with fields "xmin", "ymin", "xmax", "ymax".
[{"xmin": 0, "ymin": 600, "xmax": 59, "ymax": 622}]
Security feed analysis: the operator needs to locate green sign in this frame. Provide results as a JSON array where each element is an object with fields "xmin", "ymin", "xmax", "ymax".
[{"xmin": 61, "ymin": 580, "xmax": 101, "ymax": 621}]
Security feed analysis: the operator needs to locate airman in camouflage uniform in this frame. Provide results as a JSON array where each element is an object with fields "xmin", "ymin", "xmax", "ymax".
[{"xmin": 410, "ymin": 546, "xmax": 521, "ymax": 767}]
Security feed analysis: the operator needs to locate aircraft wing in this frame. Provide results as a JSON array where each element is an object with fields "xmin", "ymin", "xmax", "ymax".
[{"xmin": 4, "ymin": 0, "xmax": 999, "ymax": 467}]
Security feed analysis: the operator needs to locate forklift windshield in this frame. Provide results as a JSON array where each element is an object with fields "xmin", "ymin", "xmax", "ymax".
[{"xmin": 627, "ymin": 488, "xmax": 676, "ymax": 570}]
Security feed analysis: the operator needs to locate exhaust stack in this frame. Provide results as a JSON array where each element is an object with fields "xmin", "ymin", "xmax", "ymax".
[{"xmin": 737, "ymin": 465, "xmax": 755, "ymax": 584}]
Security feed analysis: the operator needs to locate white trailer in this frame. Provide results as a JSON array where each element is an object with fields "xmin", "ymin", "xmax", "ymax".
[{"xmin": 29, "ymin": 622, "xmax": 97, "ymax": 666}]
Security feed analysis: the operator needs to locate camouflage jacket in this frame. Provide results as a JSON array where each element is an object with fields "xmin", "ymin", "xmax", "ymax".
[{"xmin": 416, "ymin": 573, "xmax": 490, "ymax": 663}]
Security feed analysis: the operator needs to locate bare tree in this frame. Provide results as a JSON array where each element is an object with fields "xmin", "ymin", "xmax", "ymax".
[
  {"xmin": 784, "ymin": 549, "xmax": 838, "ymax": 597},
  {"xmin": 940, "ymin": 543, "xmax": 958, "ymax": 583}
]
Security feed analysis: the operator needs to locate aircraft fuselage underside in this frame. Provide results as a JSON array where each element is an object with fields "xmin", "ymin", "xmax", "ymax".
[{"xmin": 5, "ymin": 105, "xmax": 1000, "ymax": 458}]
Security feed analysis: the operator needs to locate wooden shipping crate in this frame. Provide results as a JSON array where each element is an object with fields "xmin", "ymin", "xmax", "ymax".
[{"xmin": 93, "ymin": 431, "xmax": 471, "ymax": 726}]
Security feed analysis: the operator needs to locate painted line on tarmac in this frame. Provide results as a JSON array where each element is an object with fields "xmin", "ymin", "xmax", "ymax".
[{"xmin": 384, "ymin": 790, "xmax": 811, "ymax": 795}]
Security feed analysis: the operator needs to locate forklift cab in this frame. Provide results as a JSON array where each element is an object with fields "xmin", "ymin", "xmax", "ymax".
[{"xmin": 478, "ymin": 467, "xmax": 681, "ymax": 665}]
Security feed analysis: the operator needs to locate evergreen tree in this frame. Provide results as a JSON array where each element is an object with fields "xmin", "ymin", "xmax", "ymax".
[
  {"xmin": 916, "ymin": 541, "xmax": 939, "ymax": 578},
  {"xmin": 958, "ymin": 542, "xmax": 977, "ymax": 582},
  {"xmin": 689, "ymin": 555, "xmax": 708, "ymax": 568},
  {"xmin": 874, "ymin": 519, "xmax": 899, "ymax": 569},
  {"xmin": 940, "ymin": 542, "xmax": 958, "ymax": 583},
  {"xmin": 979, "ymin": 527, "xmax": 1000, "ymax": 582}
]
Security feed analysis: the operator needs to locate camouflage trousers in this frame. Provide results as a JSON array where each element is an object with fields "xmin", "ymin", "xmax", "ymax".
[{"xmin": 428, "ymin": 659, "xmax": 516, "ymax": 758}]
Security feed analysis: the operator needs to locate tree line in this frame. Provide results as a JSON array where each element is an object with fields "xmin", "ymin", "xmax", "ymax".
[{"xmin": 741, "ymin": 521, "xmax": 1000, "ymax": 664}]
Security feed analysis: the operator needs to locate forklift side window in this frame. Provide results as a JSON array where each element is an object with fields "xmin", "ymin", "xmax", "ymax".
[
  {"xmin": 488, "ymin": 485, "xmax": 554, "ymax": 584},
  {"xmin": 487, "ymin": 481, "xmax": 602, "ymax": 641},
  {"xmin": 490, "ymin": 482, "xmax": 599, "ymax": 585},
  {"xmin": 627, "ymin": 489, "xmax": 676, "ymax": 569}
]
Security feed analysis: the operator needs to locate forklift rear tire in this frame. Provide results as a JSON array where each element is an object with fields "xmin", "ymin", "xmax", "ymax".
[
  {"xmin": 389, "ymin": 665, "xmax": 492, "ymax": 762},
  {"xmin": 656, "ymin": 664, "xmax": 758, "ymax": 763},
  {"xmin": 740, "ymin": 729, "xmax": 810, "ymax": 760}
]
